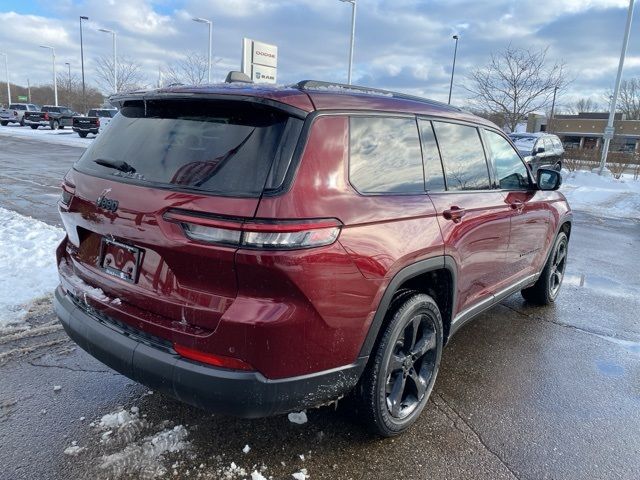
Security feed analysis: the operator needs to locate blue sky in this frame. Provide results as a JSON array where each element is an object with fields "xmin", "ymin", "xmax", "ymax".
[{"xmin": 0, "ymin": 0, "xmax": 638, "ymax": 109}]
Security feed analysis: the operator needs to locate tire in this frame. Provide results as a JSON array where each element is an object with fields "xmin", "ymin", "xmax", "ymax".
[
  {"xmin": 355, "ymin": 292, "xmax": 443, "ymax": 437},
  {"xmin": 19, "ymin": 118, "xmax": 24, "ymax": 127},
  {"xmin": 51, "ymin": 120, "xmax": 59, "ymax": 130},
  {"xmin": 59, "ymin": 125, "xmax": 65, "ymax": 130},
  {"xmin": 0, "ymin": 121, "xmax": 7, "ymax": 126},
  {"xmin": 521, "ymin": 232, "xmax": 568, "ymax": 305},
  {"xmin": 78, "ymin": 132, "xmax": 87, "ymax": 138},
  {"xmin": 30, "ymin": 125, "xmax": 38, "ymax": 130}
]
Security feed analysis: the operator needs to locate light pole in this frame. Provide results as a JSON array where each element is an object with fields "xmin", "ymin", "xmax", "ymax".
[
  {"xmin": 65, "ymin": 62, "xmax": 71, "ymax": 87},
  {"xmin": 0, "ymin": 52, "xmax": 10, "ymax": 106},
  {"xmin": 80, "ymin": 16, "xmax": 88, "ymax": 112},
  {"xmin": 98, "ymin": 28, "xmax": 117, "ymax": 93},
  {"xmin": 448, "ymin": 35, "xmax": 459, "ymax": 105},
  {"xmin": 599, "ymin": 0, "xmax": 635, "ymax": 175},
  {"xmin": 40, "ymin": 45, "xmax": 58, "ymax": 106},
  {"xmin": 339, "ymin": 0, "xmax": 357, "ymax": 84},
  {"xmin": 549, "ymin": 85, "xmax": 558, "ymax": 132},
  {"xmin": 192, "ymin": 17, "xmax": 212, "ymax": 83}
]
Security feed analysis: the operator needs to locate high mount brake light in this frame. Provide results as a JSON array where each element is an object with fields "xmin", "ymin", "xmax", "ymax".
[{"xmin": 163, "ymin": 211, "xmax": 342, "ymax": 250}]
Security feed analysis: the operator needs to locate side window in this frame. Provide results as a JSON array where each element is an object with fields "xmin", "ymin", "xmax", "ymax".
[
  {"xmin": 418, "ymin": 120, "xmax": 446, "ymax": 191},
  {"xmin": 349, "ymin": 116, "xmax": 424, "ymax": 194},
  {"xmin": 484, "ymin": 130, "xmax": 531, "ymax": 190},
  {"xmin": 432, "ymin": 122, "xmax": 491, "ymax": 191},
  {"xmin": 543, "ymin": 138, "xmax": 553, "ymax": 153}
]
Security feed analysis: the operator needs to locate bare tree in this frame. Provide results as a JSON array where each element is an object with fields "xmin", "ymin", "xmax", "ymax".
[
  {"xmin": 164, "ymin": 52, "xmax": 211, "ymax": 86},
  {"xmin": 466, "ymin": 45, "xmax": 568, "ymax": 132},
  {"xmin": 617, "ymin": 78, "xmax": 640, "ymax": 120},
  {"xmin": 566, "ymin": 97, "xmax": 601, "ymax": 114},
  {"xmin": 94, "ymin": 55, "xmax": 145, "ymax": 94}
]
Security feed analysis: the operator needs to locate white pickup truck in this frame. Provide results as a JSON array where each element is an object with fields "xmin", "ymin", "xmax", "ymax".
[{"xmin": 0, "ymin": 103, "xmax": 40, "ymax": 126}]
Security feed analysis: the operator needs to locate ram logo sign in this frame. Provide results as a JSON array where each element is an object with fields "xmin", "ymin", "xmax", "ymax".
[{"xmin": 242, "ymin": 38, "xmax": 278, "ymax": 84}]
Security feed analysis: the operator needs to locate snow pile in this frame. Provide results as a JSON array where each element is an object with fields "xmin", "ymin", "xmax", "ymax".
[
  {"xmin": 83, "ymin": 406, "xmax": 190, "ymax": 479},
  {"xmin": 560, "ymin": 169, "xmax": 640, "ymax": 219},
  {"xmin": 0, "ymin": 207, "xmax": 64, "ymax": 327},
  {"xmin": 64, "ymin": 441, "xmax": 85, "ymax": 456},
  {"xmin": 287, "ymin": 411, "xmax": 308, "ymax": 425},
  {"xmin": 292, "ymin": 468, "xmax": 309, "ymax": 480},
  {"xmin": 99, "ymin": 425, "xmax": 189, "ymax": 478},
  {"xmin": 0, "ymin": 124, "xmax": 92, "ymax": 148}
]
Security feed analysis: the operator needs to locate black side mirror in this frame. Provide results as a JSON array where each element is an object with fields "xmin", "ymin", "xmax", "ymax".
[
  {"xmin": 537, "ymin": 168, "xmax": 562, "ymax": 191},
  {"xmin": 535, "ymin": 146, "xmax": 545, "ymax": 155}
]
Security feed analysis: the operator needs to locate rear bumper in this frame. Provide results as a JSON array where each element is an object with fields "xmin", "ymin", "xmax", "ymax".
[
  {"xmin": 24, "ymin": 119, "xmax": 48, "ymax": 126},
  {"xmin": 72, "ymin": 126, "xmax": 98, "ymax": 133},
  {"xmin": 54, "ymin": 286, "xmax": 365, "ymax": 417}
]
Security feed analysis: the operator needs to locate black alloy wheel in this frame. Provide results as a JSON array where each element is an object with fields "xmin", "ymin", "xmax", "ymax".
[{"xmin": 356, "ymin": 293, "xmax": 443, "ymax": 436}]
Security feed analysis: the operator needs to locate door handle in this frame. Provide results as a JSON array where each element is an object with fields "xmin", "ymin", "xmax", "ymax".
[
  {"xmin": 510, "ymin": 200, "xmax": 525, "ymax": 213},
  {"xmin": 443, "ymin": 206, "xmax": 466, "ymax": 223}
]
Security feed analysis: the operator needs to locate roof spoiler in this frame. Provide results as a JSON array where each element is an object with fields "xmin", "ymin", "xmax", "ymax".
[{"xmin": 225, "ymin": 71, "xmax": 253, "ymax": 84}]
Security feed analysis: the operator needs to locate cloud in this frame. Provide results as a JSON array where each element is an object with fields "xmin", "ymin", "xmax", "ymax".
[{"xmin": 0, "ymin": 0, "xmax": 637, "ymax": 109}]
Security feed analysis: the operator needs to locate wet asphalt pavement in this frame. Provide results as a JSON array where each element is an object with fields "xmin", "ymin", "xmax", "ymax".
[{"xmin": 1, "ymin": 135, "xmax": 639, "ymax": 480}]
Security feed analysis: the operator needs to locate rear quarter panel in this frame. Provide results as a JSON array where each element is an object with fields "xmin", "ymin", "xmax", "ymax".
[{"xmin": 254, "ymin": 114, "xmax": 444, "ymax": 371}]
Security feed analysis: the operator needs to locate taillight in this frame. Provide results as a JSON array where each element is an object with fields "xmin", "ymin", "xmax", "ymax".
[
  {"xmin": 43, "ymin": 112, "xmax": 49, "ymax": 121},
  {"xmin": 173, "ymin": 343, "xmax": 254, "ymax": 371},
  {"xmin": 163, "ymin": 211, "xmax": 342, "ymax": 250},
  {"xmin": 60, "ymin": 182, "xmax": 75, "ymax": 206},
  {"xmin": 13, "ymin": 110, "xmax": 17, "ymax": 116},
  {"xmin": 96, "ymin": 118, "xmax": 101, "ymax": 127}
]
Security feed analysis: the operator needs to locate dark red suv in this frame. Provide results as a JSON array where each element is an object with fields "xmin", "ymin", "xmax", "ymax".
[{"xmin": 54, "ymin": 80, "xmax": 571, "ymax": 436}]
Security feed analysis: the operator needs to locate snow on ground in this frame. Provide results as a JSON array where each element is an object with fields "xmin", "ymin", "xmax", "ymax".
[
  {"xmin": 0, "ymin": 124, "xmax": 93, "ymax": 148},
  {"xmin": 0, "ymin": 207, "xmax": 64, "ymax": 327},
  {"xmin": 560, "ymin": 169, "xmax": 640, "ymax": 219}
]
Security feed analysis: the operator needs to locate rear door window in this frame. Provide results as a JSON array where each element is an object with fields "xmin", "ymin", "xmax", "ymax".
[
  {"xmin": 349, "ymin": 116, "xmax": 424, "ymax": 194},
  {"xmin": 484, "ymin": 130, "xmax": 531, "ymax": 190},
  {"xmin": 75, "ymin": 99, "xmax": 302, "ymax": 197},
  {"xmin": 432, "ymin": 122, "xmax": 491, "ymax": 191}
]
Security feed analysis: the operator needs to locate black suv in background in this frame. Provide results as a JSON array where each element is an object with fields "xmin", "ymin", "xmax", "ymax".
[{"xmin": 509, "ymin": 133, "xmax": 564, "ymax": 173}]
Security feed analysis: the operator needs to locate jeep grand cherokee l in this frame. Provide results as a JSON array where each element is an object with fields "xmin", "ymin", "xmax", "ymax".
[{"xmin": 54, "ymin": 80, "xmax": 571, "ymax": 436}]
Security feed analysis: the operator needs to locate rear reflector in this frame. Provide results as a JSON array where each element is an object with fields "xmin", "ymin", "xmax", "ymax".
[
  {"xmin": 164, "ymin": 211, "xmax": 342, "ymax": 250},
  {"xmin": 173, "ymin": 343, "xmax": 254, "ymax": 371}
]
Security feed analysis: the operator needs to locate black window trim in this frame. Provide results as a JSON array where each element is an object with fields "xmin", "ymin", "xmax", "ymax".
[{"xmin": 416, "ymin": 118, "xmax": 448, "ymax": 192}]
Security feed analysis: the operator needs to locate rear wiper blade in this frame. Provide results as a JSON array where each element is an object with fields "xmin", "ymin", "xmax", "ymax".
[{"xmin": 94, "ymin": 158, "xmax": 136, "ymax": 173}]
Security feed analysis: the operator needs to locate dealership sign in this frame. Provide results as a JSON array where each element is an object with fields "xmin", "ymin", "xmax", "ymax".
[{"xmin": 242, "ymin": 38, "xmax": 278, "ymax": 84}]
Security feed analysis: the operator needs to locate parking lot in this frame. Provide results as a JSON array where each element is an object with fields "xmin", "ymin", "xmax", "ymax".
[{"xmin": 1, "ymin": 133, "xmax": 639, "ymax": 480}]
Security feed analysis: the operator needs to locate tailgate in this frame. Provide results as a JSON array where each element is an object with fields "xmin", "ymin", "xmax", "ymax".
[
  {"xmin": 59, "ymin": 171, "xmax": 258, "ymax": 333},
  {"xmin": 58, "ymin": 96, "xmax": 303, "ymax": 338}
]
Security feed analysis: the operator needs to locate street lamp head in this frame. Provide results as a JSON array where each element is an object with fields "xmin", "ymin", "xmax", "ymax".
[
  {"xmin": 98, "ymin": 28, "xmax": 115, "ymax": 34},
  {"xmin": 192, "ymin": 17, "xmax": 211, "ymax": 24},
  {"xmin": 39, "ymin": 45, "xmax": 54, "ymax": 50},
  {"xmin": 453, "ymin": 35, "xmax": 459, "ymax": 40},
  {"xmin": 339, "ymin": 0, "xmax": 356, "ymax": 3},
  {"xmin": 80, "ymin": 16, "xmax": 88, "ymax": 20}
]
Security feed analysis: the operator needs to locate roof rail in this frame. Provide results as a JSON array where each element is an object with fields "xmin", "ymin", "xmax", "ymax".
[{"xmin": 295, "ymin": 80, "xmax": 460, "ymax": 111}]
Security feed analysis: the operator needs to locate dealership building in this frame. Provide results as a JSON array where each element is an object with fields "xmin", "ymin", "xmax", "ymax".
[{"xmin": 527, "ymin": 112, "xmax": 640, "ymax": 152}]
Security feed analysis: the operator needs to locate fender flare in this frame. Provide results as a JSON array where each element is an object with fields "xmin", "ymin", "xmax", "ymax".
[{"xmin": 358, "ymin": 255, "xmax": 458, "ymax": 358}]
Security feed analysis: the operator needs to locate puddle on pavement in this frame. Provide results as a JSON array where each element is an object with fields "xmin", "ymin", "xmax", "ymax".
[
  {"xmin": 595, "ymin": 360, "xmax": 626, "ymax": 377},
  {"xmin": 563, "ymin": 273, "xmax": 640, "ymax": 298}
]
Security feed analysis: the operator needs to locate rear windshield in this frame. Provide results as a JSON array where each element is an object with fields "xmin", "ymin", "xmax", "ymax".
[
  {"xmin": 75, "ymin": 99, "xmax": 302, "ymax": 197},
  {"xmin": 9, "ymin": 104, "xmax": 26, "ymax": 110}
]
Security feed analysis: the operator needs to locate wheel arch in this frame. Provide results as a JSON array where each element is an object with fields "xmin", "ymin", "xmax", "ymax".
[{"xmin": 358, "ymin": 256, "xmax": 458, "ymax": 359}]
